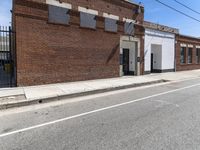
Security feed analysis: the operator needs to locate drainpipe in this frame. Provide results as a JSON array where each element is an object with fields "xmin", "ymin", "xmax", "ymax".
[{"xmin": 174, "ymin": 35, "xmax": 177, "ymax": 72}]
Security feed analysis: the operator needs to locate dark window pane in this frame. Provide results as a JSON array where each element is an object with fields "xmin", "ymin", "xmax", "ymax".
[
  {"xmin": 188, "ymin": 48, "xmax": 193, "ymax": 64},
  {"xmin": 196, "ymin": 49, "xmax": 198, "ymax": 64},
  {"xmin": 48, "ymin": 5, "xmax": 70, "ymax": 24},
  {"xmin": 80, "ymin": 12, "xmax": 96, "ymax": 29},
  {"xmin": 196, "ymin": 48, "xmax": 200, "ymax": 64},
  {"xmin": 199, "ymin": 49, "xmax": 200, "ymax": 64},
  {"xmin": 124, "ymin": 22, "xmax": 134, "ymax": 35},
  {"xmin": 120, "ymin": 54, "xmax": 123, "ymax": 65},
  {"xmin": 105, "ymin": 18, "xmax": 117, "ymax": 32},
  {"xmin": 180, "ymin": 47, "xmax": 186, "ymax": 64}
]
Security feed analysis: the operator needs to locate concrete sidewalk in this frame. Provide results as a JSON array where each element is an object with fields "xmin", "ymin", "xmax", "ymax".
[{"xmin": 1, "ymin": 69, "xmax": 200, "ymax": 109}]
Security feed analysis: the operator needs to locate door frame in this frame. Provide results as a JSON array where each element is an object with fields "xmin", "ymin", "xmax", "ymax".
[
  {"xmin": 120, "ymin": 36, "xmax": 140, "ymax": 76},
  {"xmin": 151, "ymin": 53, "xmax": 154, "ymax": 73}
]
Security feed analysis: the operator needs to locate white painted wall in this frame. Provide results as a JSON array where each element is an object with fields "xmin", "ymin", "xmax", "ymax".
[
  {"xmin": 129, "ymin": 43, "xmax": 136, "ymax": 72},
  {"xmin": 144, "ymin": 28, "xmax": 175, "ymax": 72},
  {"xmin": 46, "ymin": 0, "xmax": 72, "ymax": 9}
]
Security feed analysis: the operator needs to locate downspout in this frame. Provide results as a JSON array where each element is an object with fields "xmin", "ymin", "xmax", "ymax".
[{"xmin": 174, "ymin": 34, "xmax": 177, "ymax": 72}]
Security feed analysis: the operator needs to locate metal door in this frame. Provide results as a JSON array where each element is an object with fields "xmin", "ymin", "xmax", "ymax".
[{"xmin": 123, "ymin": 49, "xmax": 129, "ymax": 75}]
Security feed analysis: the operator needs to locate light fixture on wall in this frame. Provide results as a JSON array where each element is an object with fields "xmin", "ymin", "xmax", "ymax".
[{"xmin": 133, "ymin": 2, "xmax": 142, "ymax": 14}]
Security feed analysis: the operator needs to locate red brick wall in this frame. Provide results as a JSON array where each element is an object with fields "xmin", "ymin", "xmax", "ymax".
[
  {"xmin": 24, "ymin": 0, "xmax": 144, "ymax": 23},
  {"xmin": 13, "ymin": 0, "xmax": 144, "ymax": 86},
  {"xmin": 176, "ymin": 35, "xmax": 200, "ymax": 71}
]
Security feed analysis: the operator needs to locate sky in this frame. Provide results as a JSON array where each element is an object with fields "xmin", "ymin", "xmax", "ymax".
[
  {"xmin": 134, "ymin": 0, "xmax": 200, "ymax": 37},
  {"xmin": 0, "ymin": 0, "xmax": 12, "ymax": 26},
  {"xmin": 0, "ymin": 0, "xmax": 200, "ymax": 37}
]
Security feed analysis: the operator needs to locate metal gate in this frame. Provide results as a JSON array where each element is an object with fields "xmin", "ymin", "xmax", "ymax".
[{"xmin": 0, "ymin": 26, "xmax": 16, "ymax": 88}]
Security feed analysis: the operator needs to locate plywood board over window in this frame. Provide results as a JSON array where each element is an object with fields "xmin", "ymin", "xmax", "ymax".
[
  {"xmin": 80, "ymin": 12, "xmax": 96, "ymax": 29},
  {"xmin": 105, "ymin": 18, "xmax": 118, "ymax": 32},
  {"xmin": 124, "ymin": 22, "xmax": 134, "ymax": 35},
  {"xmin": 48, "ymin": 5, "xmax": 70, "ymax": 25}
]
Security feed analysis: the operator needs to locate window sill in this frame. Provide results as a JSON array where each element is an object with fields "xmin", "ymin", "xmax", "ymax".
[
  {"xmin": 104, "ymin": 30, "xmax": 118, "ymax": 34},
  {"xmin": 47, "ymin": 21, "xmax": 70, "ymax": 27},
  {"xmin": 180, "ymin": 63, "xmax": 197, "ymax": 66},
  {"xmin": 123, "ymin": 33, "xmax": 134, "ymax": 36},
  {"xmin": 79, "ymin": 26, "xmax": 96, "ymax": 31},
  {"xmin": 180, "ymin": 63, "xmax": 187, "ymax": 65}
]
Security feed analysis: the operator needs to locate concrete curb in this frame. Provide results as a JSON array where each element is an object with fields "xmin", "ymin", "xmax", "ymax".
[{"xmin": 0, "ymin": 79, "xmax": 167, "ymax": 110}]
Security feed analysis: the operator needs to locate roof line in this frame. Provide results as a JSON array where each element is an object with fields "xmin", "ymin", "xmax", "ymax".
[
  {"xmin": 179, "ymin": 34, "xmax": 200, "ymax": 40},
  {"xmin": 123, "ymin": 0, "xmax": 144, "ymax": 7}
]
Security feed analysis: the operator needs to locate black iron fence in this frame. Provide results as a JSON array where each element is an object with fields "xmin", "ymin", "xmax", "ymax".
[{"xmin": 0, "ymin": 26, "xmax": 16, "ymax": 88}]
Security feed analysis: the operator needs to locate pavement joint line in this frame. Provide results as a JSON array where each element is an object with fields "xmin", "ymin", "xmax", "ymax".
[{"xmin": 0, "ymin": 82, "xmax": 200, "ymax": 138}]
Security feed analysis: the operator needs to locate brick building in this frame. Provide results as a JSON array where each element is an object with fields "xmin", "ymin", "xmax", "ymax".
[
  {"xmin": 12, "ymin": 0, "xmax": 145, "ymax": 86},
  {"xmin": 176, "ymin": 34, "xmax": 200, "ymax": 71}
]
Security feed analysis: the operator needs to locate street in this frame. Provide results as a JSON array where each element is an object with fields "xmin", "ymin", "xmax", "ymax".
[{"xmin": 1, "ymin": 78, "xmax": 200, "ymax": 150}]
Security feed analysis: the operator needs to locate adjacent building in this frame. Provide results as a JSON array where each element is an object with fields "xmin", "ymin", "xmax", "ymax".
[
  {"xmin": 0, "ymin": 35, "xmax": 10, "ymax": 67},
  {"xmin": 0, "ymin": 35, "xmax": 10, "ymax": 58},
  {"xmin": 176, "ymin": 34, "xmax": 200, "ymax": 71},
  {"xmin": 143, "ymin": 21, "xmax": 179, "ymax": 73}
]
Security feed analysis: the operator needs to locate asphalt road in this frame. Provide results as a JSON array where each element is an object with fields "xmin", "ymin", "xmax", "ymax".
[{"xmin": 1, "ymin": 78, "xmax": 200, "ymax": 150}]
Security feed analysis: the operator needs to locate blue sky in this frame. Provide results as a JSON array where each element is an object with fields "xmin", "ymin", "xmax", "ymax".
[
  {"xmin": 0, "ymin": 0, "xmax": 12, "ymax": 26},
  {"xmin": 0, "ymin": 0, "xmax": 200, "ymax": 37},
  {"xmin": 134, "ymin": 0, "xmax": 200, "ymax": 37}
]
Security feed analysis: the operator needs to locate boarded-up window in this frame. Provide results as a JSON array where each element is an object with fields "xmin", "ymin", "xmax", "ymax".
[
  {"xmin": 124, "ymin": 22, "xmax": 134, "ymax": 35},
  {"xmin": 48, "ymin": 5, "xmax": 70, "ymax": 25},
  {"xmin": 80, "ymin": 12, "xmax": 96, "ymax": 29},
  {"xmin": 105, "ymin": 18, "xmax": 117, "ymax": 32}
]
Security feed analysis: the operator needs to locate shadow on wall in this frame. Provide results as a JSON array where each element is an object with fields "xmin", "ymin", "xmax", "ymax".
[
  {"xmin": 106, "ymin": 43, "xmax": 120, "ymax": 64},
  {"xmin": 142, "ymin": 49, "xmax": 148, "ymax": 63}
]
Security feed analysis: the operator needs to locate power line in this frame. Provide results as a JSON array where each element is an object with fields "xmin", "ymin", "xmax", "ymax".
[
  {"xmin": 173, "ymin": 0, "xmax": 200, "ymax": 15},
  {"xmin": 155, "ymin": 0, "xmax": 200, "ymax": 23}
]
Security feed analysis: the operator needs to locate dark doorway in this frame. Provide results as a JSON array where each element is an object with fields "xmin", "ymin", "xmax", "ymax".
[
  {"xmin": 151, "ymin": 53, "xmax": 154, "ymax": 73},
  {"xmin": 123, "ymin": 49, "xmax": 129, "ymax": 75}
]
